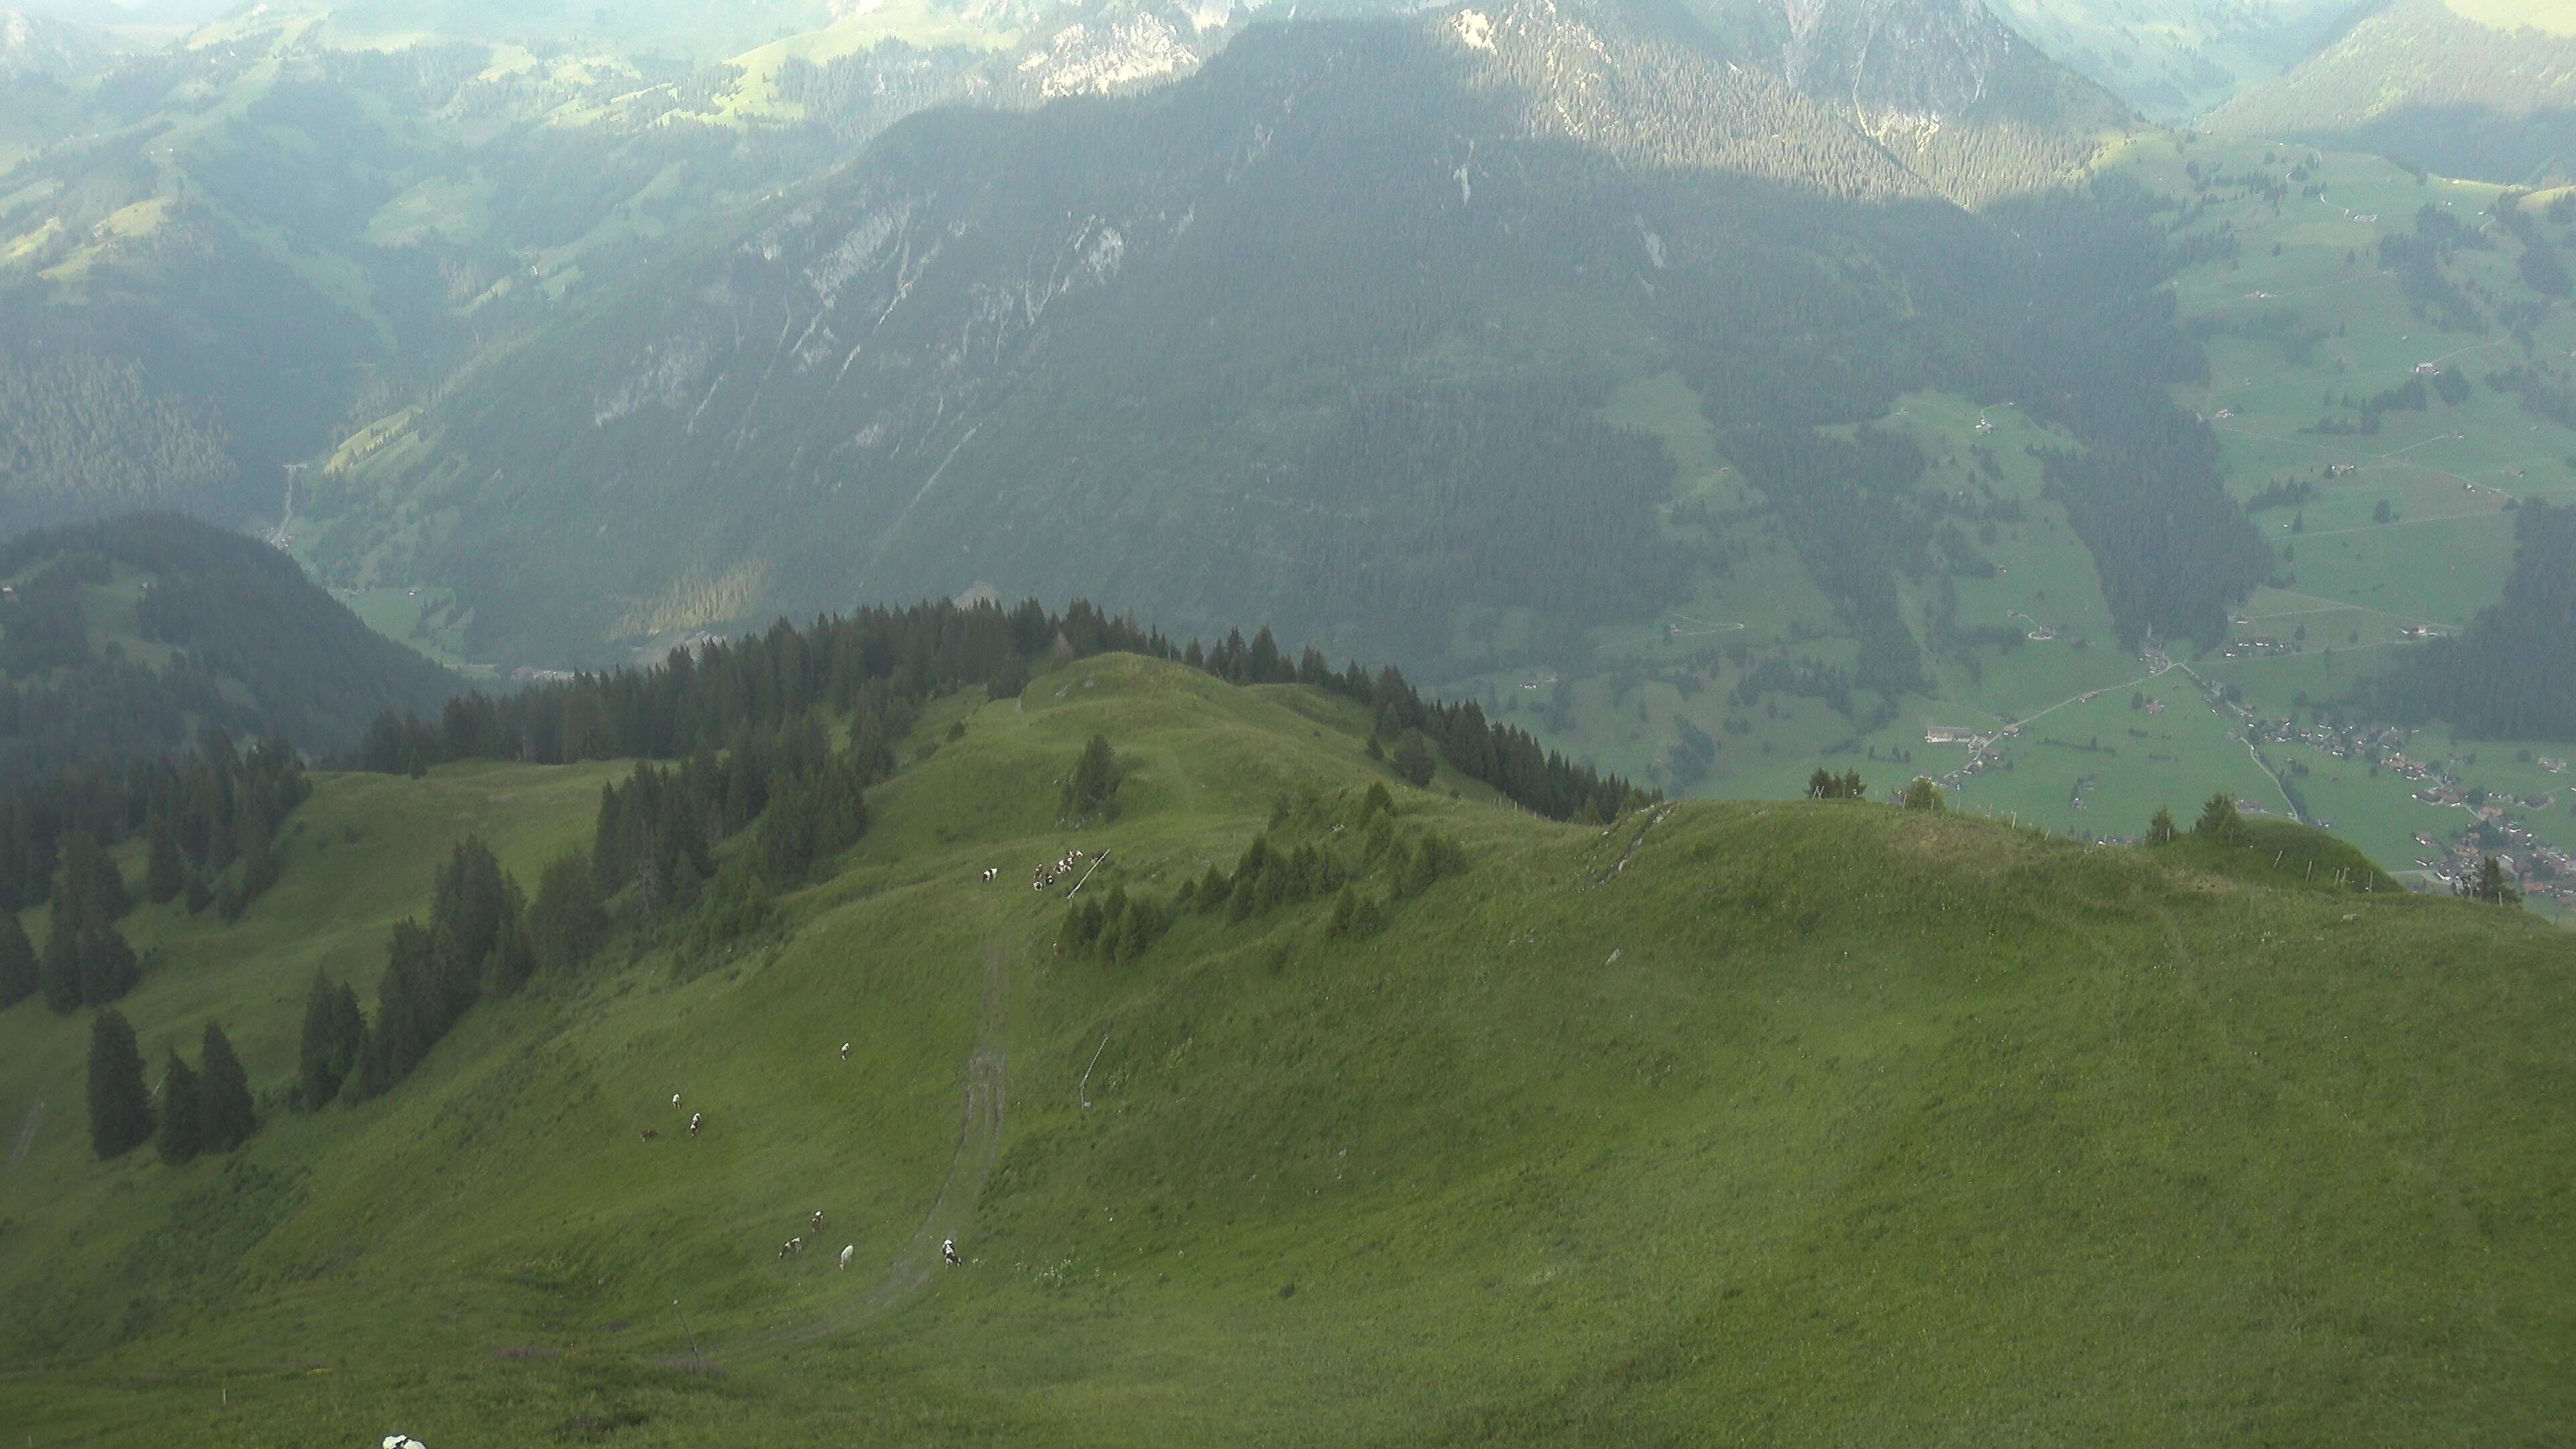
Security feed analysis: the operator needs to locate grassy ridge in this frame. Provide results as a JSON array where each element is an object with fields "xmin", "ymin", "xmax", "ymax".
[{"xmin": 1, "ymin": 654, "xmax": 2569, "ymax": 1445}]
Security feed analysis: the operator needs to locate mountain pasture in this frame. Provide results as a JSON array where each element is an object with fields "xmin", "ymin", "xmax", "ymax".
[{"xmin": 2, "ymin": 655, "xmax": 2570, "ymax": 1444}]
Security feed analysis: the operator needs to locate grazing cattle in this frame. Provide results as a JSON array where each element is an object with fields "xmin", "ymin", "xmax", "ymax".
[
  {"xmin": 840, "ymin": 1042, "xmax": 851, "ymax": 1061},
  {"xmin": 942, "ymin": 1237, "xmax": 961, "ymax": 1267},
  {"xmin": 839, "ymin": 1244, "xmax": 855, "ymax": 1270},
  {"xmin": 382, "ymin": 1436, "xmax": 429, "ymax": 1449},
  {"xmin": 688, "ymin": 1112, "xmax": 703, "ymax": 1137},
  {"xmin": 670, "ymin": 1093, "xmax": 682, "ymax": 1107},
  {"xmin": 639, "ymin": 1129, "xmax": 659, "ymax": 1142},
  {"xmin": 811, "ymin": 1210, "xmax": 826, "ymax": 1230}
]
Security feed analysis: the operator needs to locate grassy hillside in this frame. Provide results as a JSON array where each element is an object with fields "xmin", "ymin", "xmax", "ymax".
[{"xmin": 1, "ymin": 651, "xmax": 2567, "ymax": 1445}]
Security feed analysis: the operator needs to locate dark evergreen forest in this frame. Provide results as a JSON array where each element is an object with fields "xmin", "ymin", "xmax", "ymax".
[
  {"xmin": 2359, "ymin": 500, "xmax": 2576, "ymax": 739},
  {"xmin": 0, "ymin": 515, "xmax": 459, "ymax": 788},
  {"xmin": 351, "ymin": 596, "xmax": 1646, "ymax": 826}
]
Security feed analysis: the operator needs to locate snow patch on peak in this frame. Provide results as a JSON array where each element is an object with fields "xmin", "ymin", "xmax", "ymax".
[{"xmin": 1452, "ymin": 9, "xmax": 1495, "ymax": 52}]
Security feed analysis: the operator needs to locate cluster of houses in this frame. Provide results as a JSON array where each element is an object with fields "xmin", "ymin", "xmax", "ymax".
[
  {"xmin": 2219, "ymin": 623, "xmax": 2445, "ymax": 659},
  {"xmin": 2416, "ymin": 823, "xmax": 2575, "ymax": 908},
  {"xmin": 1918, "ymin": 724, "xmax": 2019, "ymax": 794}
]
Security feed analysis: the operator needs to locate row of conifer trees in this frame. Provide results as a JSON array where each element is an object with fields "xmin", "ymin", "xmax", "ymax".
[
  {"xmin": 288, "ymin": 836, "xmax": 613, "ymax": 1110},
  {"xmin": 0, "ymin": 732, "xmax": 309, "ymax": 914},
  {"xmin": 350, "ymin": 597, "xmax": 1645, "ymax": 826},
  {"xmin": 85, "ymin": 1009, "xmax": 258, "ymax": 1164}
]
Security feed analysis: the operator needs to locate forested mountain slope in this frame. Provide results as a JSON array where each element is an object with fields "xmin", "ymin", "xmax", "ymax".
[
  {"xmin": 311, "ymin": 0, "xmax": 2259, "ymax": 694},
  {"xmin": 0, "ymin": 649, "xmax": 2566, "ymax": 1444},
  {"xmin": 2210, "ymin": 0, "xmax": 2576, "ymax": 185},
  {"xmin": 0, "ymin": 0, "xmax": 1303, "ymax": 537},
  {"xmin": 0, "ymin": 513, "xmax": 458, "ymax": 784},
  {"xmin": 1702, "ymin": 0, "xmax": 2139, "ymax": 202},
  {"xmin": 1982, "ymin": 0, "xmax": 2355, "ymax": 123}
]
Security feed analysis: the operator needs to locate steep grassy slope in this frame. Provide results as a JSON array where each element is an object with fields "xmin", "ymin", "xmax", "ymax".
[{"xmin": 1, "ymin": 653, "xmax": 2567, "ymax": 1445}]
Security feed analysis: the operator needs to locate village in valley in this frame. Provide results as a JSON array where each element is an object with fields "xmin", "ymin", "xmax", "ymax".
[{"xmin": 1903, "ymin": 637, "xmax": 2575, "ymax": 916}]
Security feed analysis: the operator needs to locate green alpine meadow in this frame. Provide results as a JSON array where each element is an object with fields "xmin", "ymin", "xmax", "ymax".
[
  {"xmin": 5, "ymin": 0, "xmax": 2575, "ymax": 1440},
  {"xmin": 2, "ymin": 627, "xmax": 2571, "ymax": 1444}
]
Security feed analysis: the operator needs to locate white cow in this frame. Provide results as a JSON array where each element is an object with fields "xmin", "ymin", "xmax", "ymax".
[
  {"xmin": 942, "ymin": 1237, "xmax": 961, "ymax": 1267},
  {"xmin": 670, "ymin": 1092, "xmax": 682, "ymax": 1107},
  {"xmin": 839, "ymin": 1244, "xmax": 855, "ymax": 1270},
  {"xmin": 382, "ymin": 1436, "xmax": 428, "ymax": 1449},
  {"xmin": 688, "ymin": 1112, "xmax": 703, "ymax": 1137},
  {"xmin": 839, "ymin": 1042, "xmax": 851, "ymax": 1061}
]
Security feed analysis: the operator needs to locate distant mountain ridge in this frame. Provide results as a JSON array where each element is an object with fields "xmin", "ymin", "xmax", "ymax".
[
  {"xmin": 304, "ymin": 0, "xmax": 2260, "ymax": 691},
  {"xmin": 1981, "ymin": 0, "xmax": 2358, "ymax": 123},
  {"xmin": 1695, "ymin": 0, "xmax": 2136, "ymax": 201},
  {"xmin": 0, "ymin": 0, "xmax": 1307, "ymax": 538},
  {"xmin": 2210, "ymin": 0, "xmax": 2576, "ymax": 184},
  {"xmin": 0, "ymin": 9, "xmax": 112, "ymax": 80}
]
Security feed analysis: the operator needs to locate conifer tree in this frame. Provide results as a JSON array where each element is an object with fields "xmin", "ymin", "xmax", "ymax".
[
  {"xmin": 485, "ymin": 911, "xmax": 536, "ymax": 999},
  {"xmin": 40, "ymin": 908, "xmax": 81, "ymax": 1014},
  {"xmin": 2463, "ymin": 855, "xmax": 2523, "ymax": 906},
  {"xmin": 144, "ymin": 817, "xmax": 184, "ymax": 906},
  {"xmin": 87, "ymin": 1008, "xmax": 152, "ymax": 1159},
  {"xmin": 423, "ymin": 838, "xmax": 519, "ymax": 1021},
  {"xmin": 57, "ymin": 830, "xmax": 128, "ymax": 924},
  {"xmin": 2147, "ymin": 807, "xmax": 2179, "ymax": 846},
  {"xmin": 2194, "ymin": 792, "xmax": 2248, "ymax": 845},
  {"xmin": 1391, "ymin": 733, "xmax": 1436, "ymax": 789},
  {"xmin": 198, "ymin": 1020, "xmax": 256, "ymax": 1151},
  {"xmin": 296, "ymin": 972, "xmax": 364, "ymax": 1110},
  {"xmin": 157, "ymin": 1050, "xmax": 203, "ymax": 1166},
  {"xmin": 1061, "ymin": 735, "xmax": 1122, "ymax": 821},
  {"xmin": 78, "ymin": 923, "xmax": 141, "ymax": 1008},
  {"xmin": 0, "ymin": 910, "xmax": 35, "ymax": 1010},
  {"xmin": 527, "ymin": 851, "xmax": 607, "ymax": 975},
  {"xmin": 354, "ymin": 920, "xmax": 439, "ymax": 1099},
  {"xmin": 1328, "ymin": 884, "xmax": 1360, "ymax": 938}
]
